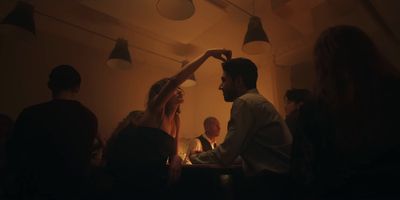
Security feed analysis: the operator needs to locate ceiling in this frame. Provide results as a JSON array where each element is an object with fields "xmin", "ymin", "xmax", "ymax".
[{"xmin": 2, "ymin": 0, "xmax": 400, "ymax": 76}]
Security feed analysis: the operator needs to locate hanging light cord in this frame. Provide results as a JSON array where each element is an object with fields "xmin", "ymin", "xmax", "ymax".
[
  {"xmin": 223, "ymin": 0, "xmax": 254, "ymax": 17},
  {"xmin": 252, "ymin": 0, "xmax": 256, "ymax": 16},
  {"xmin": 34, "ymin": 10, "xmax": 182, "ymax": 64}
]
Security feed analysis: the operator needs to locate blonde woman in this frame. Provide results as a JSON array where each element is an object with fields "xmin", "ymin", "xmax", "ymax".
[{"xmin": 106, "ymin": 49, "xmax": 231, "ymax": 197}]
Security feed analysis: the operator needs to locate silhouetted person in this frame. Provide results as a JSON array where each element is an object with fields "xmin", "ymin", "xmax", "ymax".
[
  {"xmin": 0, "ymin": 114, "xmax": 13, "ymax": 195},
  {"xmin": 0, "ymin": 114, "xmax": 13, "ymax": 167},
  {"xmin": 190, "ymin": 58, "xmax": 293, "ymax": 199},
  {"xmin": 284, "ymin": 89, "xmax": 313, "ymax": 195},
  {"xmin": 105, "ymin": 49, "xmax": 231, "ymax": 198},
  {"xmin": 7, "ymin": 65, "xmax": 98, "ymax": 200},
  {"xmin": 284, "ymin": 89, "xmax": 311, "ymax": 136},
  {"xmin": 297, "ymin": 25, "xmax": 400, "ymax": 199}
]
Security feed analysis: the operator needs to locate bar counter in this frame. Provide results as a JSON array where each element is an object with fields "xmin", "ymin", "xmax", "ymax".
[{"xmin": 173, "ymin": 164, "xmax": 243, "ymax": 199}]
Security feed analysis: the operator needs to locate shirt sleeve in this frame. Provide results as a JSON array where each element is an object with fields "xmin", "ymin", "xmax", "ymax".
[
  {"xmin": 190, "ymin": 99, "xmax": 253, "ymax": 166},
  {"xmin": 187, "ymin": 138, "xmax": 202, "ymax": 155},
  {"xmin": 183, "ymin": 138, "xmax": 202, "ymax": 164}
]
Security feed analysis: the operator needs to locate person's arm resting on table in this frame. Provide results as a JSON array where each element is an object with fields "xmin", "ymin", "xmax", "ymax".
[{"xmin": 190, "ymin": 99, "xmax": 252, "ymax": 166}]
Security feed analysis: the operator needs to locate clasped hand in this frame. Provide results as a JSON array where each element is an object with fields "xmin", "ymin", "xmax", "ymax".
[{"xmin": 206, "ymin": 49, "xmax": 232, "ymax": 62}]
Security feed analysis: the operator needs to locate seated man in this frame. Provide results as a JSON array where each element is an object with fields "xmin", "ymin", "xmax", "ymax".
[
  {"xmin": 190, "ymin": 58, "xmax": 292, "ymax": 199},
  {"xmin": 184, "ymin": 116, "xmax": 220, "ymax": 164}
]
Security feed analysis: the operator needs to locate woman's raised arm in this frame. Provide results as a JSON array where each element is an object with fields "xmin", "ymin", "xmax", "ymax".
[{"xmin": 149, "ymin": 49, "xmax": 231, "ymax": 111}]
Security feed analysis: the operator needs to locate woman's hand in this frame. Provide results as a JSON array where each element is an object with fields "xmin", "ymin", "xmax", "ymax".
[
  {"xmin": 168, "ymin": 154, "xmax": 182, "ymax": 185},
  {"xmin": 205, "ymin": 49, "xmax": 232, "ymax": 62}
]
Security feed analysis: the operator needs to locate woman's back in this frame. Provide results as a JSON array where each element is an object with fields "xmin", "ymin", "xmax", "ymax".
[{"xmin": 105, "ymin": 125, "xmax": 175, "ymax": 196}]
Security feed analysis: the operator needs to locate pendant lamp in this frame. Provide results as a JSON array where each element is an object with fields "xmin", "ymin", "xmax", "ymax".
[
  {"xmin": 107, "ymin": 38, "xmax": 132, "ymax": 69},
  {"xmin": 1, "ymin": 1, "xmax": 35, "ymax": 35},
  {"xmin": 242, "ymin": 16, "xmax": 270, "ymax": 54}
]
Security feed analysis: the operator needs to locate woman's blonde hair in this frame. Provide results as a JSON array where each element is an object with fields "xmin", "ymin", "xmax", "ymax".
[{"xmin": 111, "ymin": 110, "xmax": 144, "ymax": 136}]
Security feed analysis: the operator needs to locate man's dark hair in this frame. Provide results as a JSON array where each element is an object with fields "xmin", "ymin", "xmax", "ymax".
[
  {"xmin": 222, "ymin": 58, "xmax": 258, "ymax": 89},
  {"xmin": 48, "ymin": 65, "xmax": 81, "ymax": 95},
  {"xmin": 285, "ymin": 89, "xmax": 311, "ymax": 104}
]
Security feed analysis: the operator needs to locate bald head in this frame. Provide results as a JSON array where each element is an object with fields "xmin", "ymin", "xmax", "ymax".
[{"xmin": 203, "ymin": 117, "xmax": 220, "ymax": 139}]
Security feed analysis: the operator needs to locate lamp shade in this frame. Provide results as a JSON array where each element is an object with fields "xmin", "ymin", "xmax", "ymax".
[
  {"xmin": 107, "ymin": 38, "xmax": 132, "ymax": 69},
  {"xmin": 180, "ymin": 60, "xmax": 196, "ymax": 87},
  {"xmin": 242, "ymin": 16, "xmax": 270, "ymax": 54},
  {"xmin": 156, "ymin": 0, "xmax": 195, "ymax": 21},
  {"xmin": 1, "ymin": 1, "xmax": 35, "ymax": 35}
]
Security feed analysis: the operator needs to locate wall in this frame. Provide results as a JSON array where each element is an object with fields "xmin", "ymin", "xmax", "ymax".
[
  {"xmin": 0, "ymin": 29, "xmax": 174, "ymax": 141},
  {"xmin": 0, "ymin": 1, "xmax": 298, "ymax": 156}
]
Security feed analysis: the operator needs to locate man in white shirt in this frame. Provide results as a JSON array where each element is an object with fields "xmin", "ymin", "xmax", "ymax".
[
  {"xmin": 184, "ymin": 117, "xmax": 220, "ymax": 164},
  {"xmin": 189, "ymin": 57, "xmax": 292, "ymax": 199}
]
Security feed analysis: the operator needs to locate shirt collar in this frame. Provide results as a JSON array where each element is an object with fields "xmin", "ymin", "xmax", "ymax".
[
  {"xmin": 239, "ymin": 88, "xmax": 258, "ymax": 98},
  {"xmin": 202, "ymin": 133, "xmax": 216, "ymax": 144},
  {"xmin": 247, "ymin": 88, "xmax": 258, "ymax": 94}
]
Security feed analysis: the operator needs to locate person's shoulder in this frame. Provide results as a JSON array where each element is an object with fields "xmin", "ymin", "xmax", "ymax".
[
  {"xmin": 82, "ymin": 105, "xmax": 96, "ymax": 118},
  {"xmin": 238, "ymin": 90, "xmax": 275, "ymax": 110},
  {"xmin": 197, "ymin": 134, "xmax": 205, "ymax": 139},
  {"xmin": 239, "ymin": 90, "xmax": 268, "ymax": 102},
  {"xmin": 73, "ymin": 101, "xmax": 97, "ymax": 119},
  {"xmin": 189, "ymin": 137, "xmax": 201, "ymax": 146},
  {"xmin": 191, "ymin": 137, "xmax": 201, "ymax": 143},
  {"xmin": 234, "ymin": 96, "xmax": 257, "ymax": 110},
  {"xmin": 29, "ymin": 100, "xmax": 53, "ymax": 108},
  {"xmin": 117, "ymin": 124, "xmax": 136, "ymax": 136},
  {"xmin": 20, "ymin": 101, "xmax": 52, "ymax": 115},
  {"xmin": 239, "ymin": 89, "xmax": 259, "ymax": 98},
  {"xmin": 13, "ymin": 102, "xmax": 52, "ymax": 125}
]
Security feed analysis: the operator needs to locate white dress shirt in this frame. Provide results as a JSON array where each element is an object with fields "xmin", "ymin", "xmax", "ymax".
[
  {"xmin": 184, "ymin": 134, "xmax": 216, "ymax": 164},
  {"xmin": 190, "ymin": 89, "xmax": 293, "ymax": 176}
]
